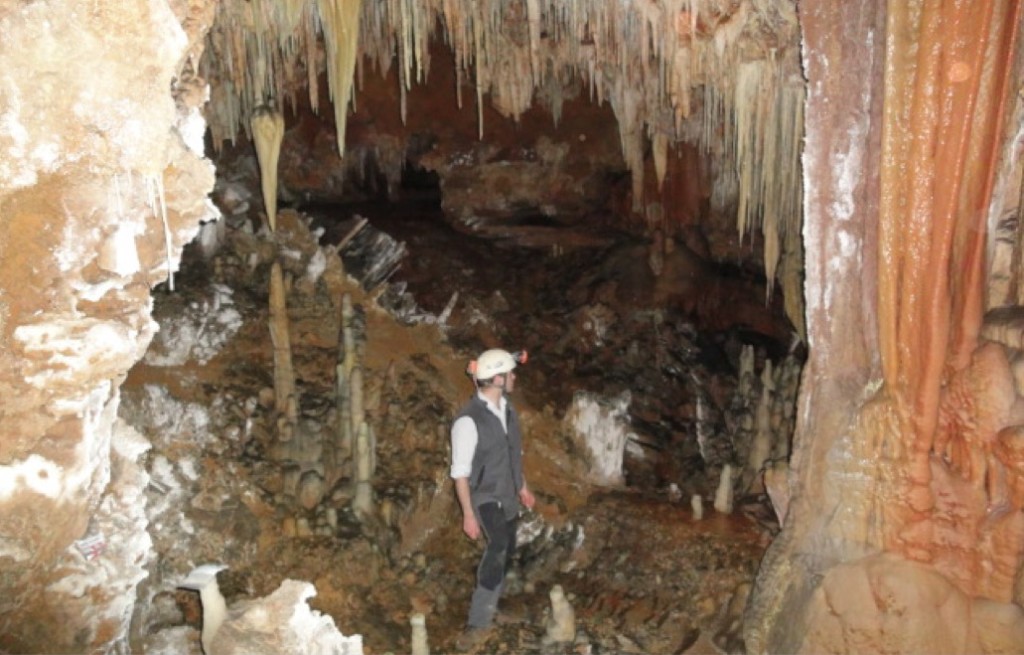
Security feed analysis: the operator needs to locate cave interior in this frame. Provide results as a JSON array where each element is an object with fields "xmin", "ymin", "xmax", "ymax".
[{"xmin": 1, "ymin": 0, "xmax": 1023, "ymax": 654}]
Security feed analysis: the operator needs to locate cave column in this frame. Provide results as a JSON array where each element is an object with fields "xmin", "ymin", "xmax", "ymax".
[
  {"xmin": 747, "ymin": 0, "xmax": 1024, "ymax": 651},
  {"xmin": 744, "ymin": 0, "xmax": 887, "ymax": 650}
]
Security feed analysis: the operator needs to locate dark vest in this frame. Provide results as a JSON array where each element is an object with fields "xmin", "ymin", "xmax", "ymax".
[{"xmin": 457, "ymin": 395, "xmax": 524, "ymax": 520}]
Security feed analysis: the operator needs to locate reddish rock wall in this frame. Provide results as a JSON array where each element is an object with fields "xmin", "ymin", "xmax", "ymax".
[{"xmin": 746, "ymin": 1, "xmax": 1024, "ymax": 653}]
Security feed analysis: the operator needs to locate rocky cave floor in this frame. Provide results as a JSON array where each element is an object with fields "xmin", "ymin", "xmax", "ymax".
[{"xmin": 120, "ymin": 190, "xmax": 792, "ymax": 654}]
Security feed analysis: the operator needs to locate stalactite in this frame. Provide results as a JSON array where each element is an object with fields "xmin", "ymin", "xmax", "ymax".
[
  {"xmin": 652, "ymin": 132, "xmax": 669, "ymax": 191},
  {"xmin": 317, "ymin": 0, "xmax": 363, "ymax": 156},
  {"xmin": 202, "ymin": 0, "xmax": 805, "ymax": 305},
  {"xmin": 250, "ymin": 108, "xmax": 285, "ymax": 231},
  {"xmin": 145, "ymin": 174, "xmax": 175, "ymax": 292}
]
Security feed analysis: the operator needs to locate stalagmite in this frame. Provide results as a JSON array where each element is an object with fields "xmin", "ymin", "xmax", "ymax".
[
  {"xmin": 340, "ymin": 297, "xmax": 355, "ymax": 449},
  {"xmin": 738, "ymin": 345, "xmax": 755, "ymax": 394},
  {"xmin": 341, "ymin": 293, "xmax": 356, "ymax": 376},
  {"xmin": 350, "ymin": 365, "xmax": 364, "ymax": 453},
  {"xmin": 410, "ymin": 613, "xmax": 429, "ymax": 655},
  {"xmin": 691, "ymin": 494, "xmax": 703, "ymax": 521},
  {"xmin": 714, "ymin": 464, "xmax": 734, "ymax": 514},
  {"xmin": 745, "ymin": 360, "xmax": 774, "ymax": 493},
  {"xmin": 367, "ymin": 423, "xmax": 377, "ymax": 477},
  {"xmin": 544, "ymin": 585, "xmax": 576, "ymax": 644},
  {"xmin": 269, "ymin": 261, "xmax": 297, "ymax": 440},
  {"xmin": 329, "ymin": 342, "xmax": 349, "ymax": 489},
  {"xmin": 297, "ymin": 470, "xmax": 325, "ymax": 510},
  {"xmin": 352, "ymin": 422, "xmax": 373, "ymax": 516},
  {"xmin": 250, "ymin": 109, "xmax": 285, "ymax": 231},
  {"xmin": 652, "ymin": 132, "xmax": 669, "ymax": 191}
]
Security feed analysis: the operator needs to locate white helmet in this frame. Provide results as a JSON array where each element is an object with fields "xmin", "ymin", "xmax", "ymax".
[{"xmin": 471, "ymin": 348, "xmax": 519, "ymax": 381}]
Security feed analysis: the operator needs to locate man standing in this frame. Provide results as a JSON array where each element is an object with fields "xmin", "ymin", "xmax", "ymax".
[{"xmin": 450, "ymin": 348, "xmax": 536, "ymax": 650}]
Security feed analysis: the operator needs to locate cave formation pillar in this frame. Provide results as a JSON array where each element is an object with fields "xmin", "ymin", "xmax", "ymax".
[{"xmin": 746, "ymin": 0, "xmax": 1024, "ymax": 653}]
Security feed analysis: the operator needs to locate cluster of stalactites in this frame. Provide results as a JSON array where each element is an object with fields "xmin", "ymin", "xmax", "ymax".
[
  {"xmin": 202, "ymin": 0, "xmax": 321, "ymax": 147},
  {"xmin": 200, "ymin": 0, "xmax": 804, "ymax": 316}
]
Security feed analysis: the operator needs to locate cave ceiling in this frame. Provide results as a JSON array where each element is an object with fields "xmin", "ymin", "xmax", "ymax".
[{"xmin": 195, "ymin": 0, "xmax": 806, "ymax": 329}]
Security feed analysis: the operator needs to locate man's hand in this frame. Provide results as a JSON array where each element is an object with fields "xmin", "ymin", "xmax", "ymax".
[
  {"xmin": 519, "ymin": 486, "xmax": 536, "ymax": 510},
  {"xmin": 463, "ymin": 512, "xmax": 481, "ymax": 540},
  {"xmin": 454, "ymin": 477, "xmax": 479, "ymax": 539}
]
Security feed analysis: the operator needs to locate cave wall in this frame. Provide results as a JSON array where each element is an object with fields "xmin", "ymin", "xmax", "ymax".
[
  {"xmin": 746, "ymin": 1, "xmax": 1024, "ymax": 653},
  {"xmin": 0, "ymin": 1, "xmax": 216, "ymax": 650}
]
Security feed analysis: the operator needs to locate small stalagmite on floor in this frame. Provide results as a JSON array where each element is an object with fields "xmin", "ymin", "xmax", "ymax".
[
  {"xmin": 544, "ymin": 584, "xmax": 576, "ymax": 644},
  {"xmin": 410, "ymin": 612, "xmax": 429, "ymax": 655},
  {"xmin": 691, "ymin": 494, "xmax": 704, "ymax": 521},
  {"xmin": 714, "ymin": 464, "xmax": 734, "ymax": 514}
]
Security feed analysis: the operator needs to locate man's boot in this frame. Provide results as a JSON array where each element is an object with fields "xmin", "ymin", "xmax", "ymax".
[
  {"xmin": 454, "ymin": 625, "xmax": 494, "ymax": 653},
  {"xmin": 457, "ymin": 585, "xmax": 501, "ymax": 652},
  {"xmin": 466, "ymin": 584, "xmax": 501, "ymax": 628}
]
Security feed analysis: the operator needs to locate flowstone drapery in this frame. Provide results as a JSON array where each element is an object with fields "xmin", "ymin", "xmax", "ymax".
[{"xmin": 747, "ymin": 1, "xmax": 1024, "ymax": 652}]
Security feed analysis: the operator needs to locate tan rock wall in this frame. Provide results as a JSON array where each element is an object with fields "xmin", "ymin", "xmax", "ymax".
[
  {"xmin": 802, "ymin": 553, "xmax": 1024, "ymax": 655},
  {"xmin": 0, "ymin": 1, "xmax": 215, "ymax": 650}
]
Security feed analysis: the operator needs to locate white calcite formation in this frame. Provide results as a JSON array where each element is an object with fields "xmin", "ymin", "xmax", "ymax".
[
  {"xmin": 565, "ymin": 391, "xmax": 634, "ymax": 486},
  {"xmin": 144, "ymin": 285, "xmax": 243, "ymax": 367},
  {"xmin": 179, "ymin": 565, "xmax": 363, "ymax": 655},
  {"xmin": 713, "ymin": 464, "xmax": 734, "ymax": 514},
  {"xmin": 410, "ymin": 612, "xmax": 429, "ymax": 655},
  {"xmin": 544, "ymin": 584, "xmax": 577, "ymax": 644}
]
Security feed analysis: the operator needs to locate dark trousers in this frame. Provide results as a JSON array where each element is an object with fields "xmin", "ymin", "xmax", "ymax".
[
  {"xmin": 476, "ymin": 502, "xmax": 518, "ymax": 590},
  {"xmin": 467, "ymin": 502, "xmax": 518, "ymax": 627}
]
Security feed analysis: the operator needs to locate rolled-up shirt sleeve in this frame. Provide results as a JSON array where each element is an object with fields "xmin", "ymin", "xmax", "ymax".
[{"xmin": 450, "ymin": 415, "xmax": 478, "ymax": 479}]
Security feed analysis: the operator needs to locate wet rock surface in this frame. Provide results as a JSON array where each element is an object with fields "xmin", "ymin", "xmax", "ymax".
[{"xmin": 122, "ymin": 183, "xmax": 795, "ymax": 653}]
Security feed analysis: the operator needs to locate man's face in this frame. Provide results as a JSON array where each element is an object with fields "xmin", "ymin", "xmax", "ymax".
[{"xmin": 500, "ymin": 370, "xmax": 516, "ymax": 393}]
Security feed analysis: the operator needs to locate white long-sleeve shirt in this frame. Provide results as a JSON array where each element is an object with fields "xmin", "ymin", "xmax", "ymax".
[{"xmin": 450, "ymin": 392, "xmax": 508, "ymax": 479}]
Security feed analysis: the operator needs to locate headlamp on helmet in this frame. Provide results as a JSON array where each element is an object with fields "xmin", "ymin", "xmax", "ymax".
[{"xmin": 467, "ymin": 348, "xmax": 527, "ymax": 381}]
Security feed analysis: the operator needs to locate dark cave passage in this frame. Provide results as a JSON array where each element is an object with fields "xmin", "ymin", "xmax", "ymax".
[{"xmin": 296, "ymin": 171, "xmax": 802, "ymax": 496}]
